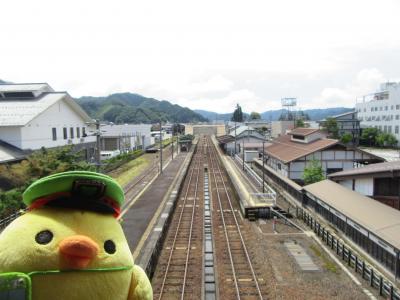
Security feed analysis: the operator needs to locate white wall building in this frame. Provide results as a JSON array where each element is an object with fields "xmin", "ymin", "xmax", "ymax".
[
  {"xmin": 356, "ymin": 82, "xmax": 400, "ymax": 144},
  {"xmin": 0, "ymin": 83, "xmax": 96, "ymax": 162},
  {"xmin": 101, "ymin": 124, "xmax": 151, "ymax": 152}
]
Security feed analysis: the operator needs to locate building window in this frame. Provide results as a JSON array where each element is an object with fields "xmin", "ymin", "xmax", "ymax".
[
  {"xmin": 396, "ymin": 115, "xmax": 399, "ymax": 120},
  {"xmin": 380, "ymin": 107, "xmax": 383, "ymax": 111},
  {"xmin": 277, "ymin": 163, "xmax": 281, "ymax": 170},
  {"xmin": 70, "ymin": 127, "xmax": 74, "ymax": 139},
  {"xmin": 384, "ymin": 125, "xmax": 387, "ymax": 133},
  {"xmin": 396, "ymin": 105, "xmax": 400, "ymax": 110},
  {"xmin": 77, "ymin": 127, "xmax": 80, "ymax": 138},
  {"xmin": 63, "ymin": 127, "xmax": 67, "ymax": 139},
  {"xmin": 370, "ymin": 107, "xmax": 373, "ymax": 112},
  {"xmin": 385, "ymin": 106, "xmax": 388, "ymax": 111},
  {"xmin": 388, "ymin": 126, "xmax": 392, "ymax": 133},
  {"xmin": 52, "ymin": 128, "xmax": 57, "ymax": 141},
  {"xmin": 82, "ymin": 127, "xmax": 86, "ymax": 137},
  {"xmin": 395, "ymin": 126, "xmax": 399, "ymax": 134}
]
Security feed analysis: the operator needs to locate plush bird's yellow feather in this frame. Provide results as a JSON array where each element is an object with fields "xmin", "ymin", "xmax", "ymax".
[{"xmin": 0, "ymin": 207, "xmax": 152, "ymax": 300}]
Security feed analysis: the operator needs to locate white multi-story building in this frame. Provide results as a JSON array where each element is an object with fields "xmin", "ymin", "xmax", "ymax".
[
  {"xmin": 0, "ymin": 83, "xmax": 96, "ymax": 162},
  {"xmin": 356, "ymin": 82, "xmax": 400, "ymax": 144}
]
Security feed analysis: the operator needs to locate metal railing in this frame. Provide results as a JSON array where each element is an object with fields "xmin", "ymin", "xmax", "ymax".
[
  {"xmin": 234, "ymin": 155, "xmax": 276, "ymax": 202},
  {"xmin": 299, "ymin": 208, "xmax": 400, "ymax": 300}
]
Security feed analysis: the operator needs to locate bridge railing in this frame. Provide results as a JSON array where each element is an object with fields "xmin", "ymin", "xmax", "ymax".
[{"xmin": 299, "ymin": 208, "xmax": 400, "ymax": 300}]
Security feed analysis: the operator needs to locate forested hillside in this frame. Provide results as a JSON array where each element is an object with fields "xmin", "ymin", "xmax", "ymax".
[{"xmin": 76, "ymin": 93, "xmax": 207, "ymax": 123}]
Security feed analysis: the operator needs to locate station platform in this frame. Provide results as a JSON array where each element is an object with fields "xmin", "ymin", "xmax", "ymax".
[
  {"xmin": 121, "ymin": 151, "xmax": 189, "ymax": 253},
  {"xmin": 211, "ymin": 136, "xmax": 276, "ymax": 218}
]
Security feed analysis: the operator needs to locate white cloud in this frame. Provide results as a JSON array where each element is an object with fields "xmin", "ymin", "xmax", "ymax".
[
  {"xmin": 312, "ymin": 68, "xmax": 389, "ymax": 109},
  {"xmin": 0, "ymin": 0, "xmax": 400, "ymax": 113}
]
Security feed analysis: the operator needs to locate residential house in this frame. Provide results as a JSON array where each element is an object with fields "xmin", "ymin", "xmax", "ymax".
[{"xmin": 263, "ymin": 128, "xmax": 382, "ymax": 185}]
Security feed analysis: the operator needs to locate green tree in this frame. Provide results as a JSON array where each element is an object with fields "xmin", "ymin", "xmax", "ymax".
[
  {"xmin": 303, "ymin": 160, "xmax": 325, "ymax": 185},
  {"xmin": 360, "ymin": 127, "xmax": 380, "ymax": 146},
  {"xmin": 376, "ymin": 133, "xmax": 398, "ymax": 147},
  {"xmin": 231, "ymin": 104, "xmax": 244, "ymax": 122},
  {"xmin": 296, "ymin": 119, "xmax": 305, "ymax": 128},
  {"xmin": 340, "ymin": 133, "xmax": 352, "ymax": 144},
  {"xmin": 249, "ymin": 111, "xmax": 261, "ymax": 120},
  {"xmin": 322, "ymin": 118, "xmax": 339, "ymax": 138}
]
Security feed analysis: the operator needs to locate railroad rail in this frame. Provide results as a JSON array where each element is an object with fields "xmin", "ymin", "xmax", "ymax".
[
  {"xmin": 153, "ymin": 138, "xmax": 204, "ymax": 300},
  {"xmin": 208, "ymin": 136, "xmax": 265, "ymax": 299}
]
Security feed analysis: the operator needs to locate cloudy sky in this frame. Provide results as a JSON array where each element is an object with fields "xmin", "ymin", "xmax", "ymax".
[{"xmin": 1, "ymin": 0, "xmax": 400, "ymax": 113}]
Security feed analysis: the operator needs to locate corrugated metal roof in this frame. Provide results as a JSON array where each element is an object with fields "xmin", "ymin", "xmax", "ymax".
[
  {"xmin": 229, "ymin": 125, "xmax": 255, "ymax": 136},
  {"xmin": 264, "ymin": 134, "xmax": 338, "ymax": 163},
  {"xmin": 303, "ymin": 179, "xmax": 400, "ymax": 250},
  {"xmin": 288, "ymin": 128, "xmax": 320, "ymax": 136},
  {"xmin": 0, "ymin": 92, "xmax": 92, "ymax": 126},
  {"xmin": 101, "ymin": 124, "xmax": 151, "ymax": 137},
  {"xmin": 0, "ymin": 93, "xmax": 68, "ymax": 126},
  {"xmin": 0, "ymin": 83, "xmax": 53, "ymax": 92},
  {"xmin": 328, "ymin": 161, "xmax": 400, "ymax": 179}
]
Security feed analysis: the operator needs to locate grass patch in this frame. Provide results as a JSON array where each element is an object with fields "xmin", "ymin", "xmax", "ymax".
[
  {"xmin": 309, "ymin": 244, "xmax": 338, "ymax": 273},
  {"xmin": 109, "ymin": 155, "xmax": 151, "ymax": 187}
]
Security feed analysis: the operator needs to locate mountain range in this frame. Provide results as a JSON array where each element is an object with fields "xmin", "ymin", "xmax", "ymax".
[
  {"xmin": 76, "ymin": 93, "xmax": 207, "ymax": 124},
  {"xmin": 195, "ymin": 107, "xmax": 354, "ymax": 122}
]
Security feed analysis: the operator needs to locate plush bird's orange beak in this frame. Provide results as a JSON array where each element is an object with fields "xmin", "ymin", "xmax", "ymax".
[{"xmin": 59, "ymin": 235, "xmax": 99, "ymax": 269}]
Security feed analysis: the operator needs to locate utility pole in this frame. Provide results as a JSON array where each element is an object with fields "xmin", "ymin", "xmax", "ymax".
[
  {"xmin": 262, "ymin": 140, "xmax": 265, "ymax": 193},
  {"xmin": 242, "ymin": 137, "xmax": 245, "ymax": 171},
  {"xmin": 234, "ymin": 120, "xmax": 237, "ymax": 156},
  {"xmin": 171, "ymin": 133, "xmax": 174, "ymax": 160},
  {"xmin": 94, "ymin": 119, "xmax": 101, "ymax": 172},
  {"xmin": 159, "ymin": 121, "xmax": 163, "ymax": 174}
]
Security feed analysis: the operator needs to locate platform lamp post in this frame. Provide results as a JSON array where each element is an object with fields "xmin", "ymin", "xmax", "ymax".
[
  {"xmin": 262, "ymin": 140, "xmax": 265, "ymax": 193},
  {"xmin": 234, "ymin": 120, "xmax": 237, "ymax": 157},
  {"xmin": 242, "ymin": 137, "xmax": 245, "ymax": 171},
  {"xmin": 159, "ymin": 121, "xmax": 163, "ymax": 174}
]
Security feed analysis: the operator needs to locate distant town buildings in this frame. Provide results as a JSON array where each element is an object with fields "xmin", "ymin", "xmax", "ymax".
[
  {"xmin": 0, "ymin": 83, "xmax": 96, "ymax": 163},
  {"xmin": 184, "ymin": 124, "xmax": 225, "ymax": 136},
  {"xmin": 319, "ymin": 110, "xmax": 360, "ymax": 146},
  {"xmin": 356, "ymin": 82, "xmax": 400, "ymax": 145}
]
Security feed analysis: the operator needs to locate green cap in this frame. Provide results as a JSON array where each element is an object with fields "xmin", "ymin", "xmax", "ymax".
[{"xmin": 23, "ymin": 171, "xmax": 124, "ymax": 216}]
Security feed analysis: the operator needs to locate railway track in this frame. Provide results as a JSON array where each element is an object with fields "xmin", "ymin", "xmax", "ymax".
[
  {"xmin": 153, "ymin": 138, "xmax": 204, "ymax": 300},
  {"xmin": 208, "ymin": 137, "xmax": 265, "ymax": 300},
  {"xmin": 152, "ymin": 136, "xmax": 266, "ymax": 299}
]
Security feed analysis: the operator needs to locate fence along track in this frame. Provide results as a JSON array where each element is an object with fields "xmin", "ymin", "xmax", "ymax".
[
  {"xmin": 155, "ymin": 139, "xmax": 204, "ymax": 300},
  {"xmin": 208, "ymin": 136, "xmax": 264, "ymax": 300}
]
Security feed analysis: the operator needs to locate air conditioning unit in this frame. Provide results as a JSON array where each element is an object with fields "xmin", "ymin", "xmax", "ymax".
[{"xmin": 67, "ymin": 139, "xmax": 73, "ymax": 144}]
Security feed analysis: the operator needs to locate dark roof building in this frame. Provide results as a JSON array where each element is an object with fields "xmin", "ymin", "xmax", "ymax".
[{"xmin": 263, "ymin": 129, "xmax": 382, "ymax": 185}]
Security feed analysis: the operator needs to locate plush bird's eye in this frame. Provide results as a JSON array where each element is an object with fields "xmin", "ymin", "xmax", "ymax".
[
  {"xmin": 35, "ymin": 230, "xmax": 53, "ymax": 245},
  {"xmin": 104, "ymin": 240, "xmax": 116, "ymax": 254}
]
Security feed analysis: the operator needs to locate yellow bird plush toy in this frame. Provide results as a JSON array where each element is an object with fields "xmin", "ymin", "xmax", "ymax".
[{"xmin": 0, "ymin": 171, "xmax": 153, "ymax": 300}]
